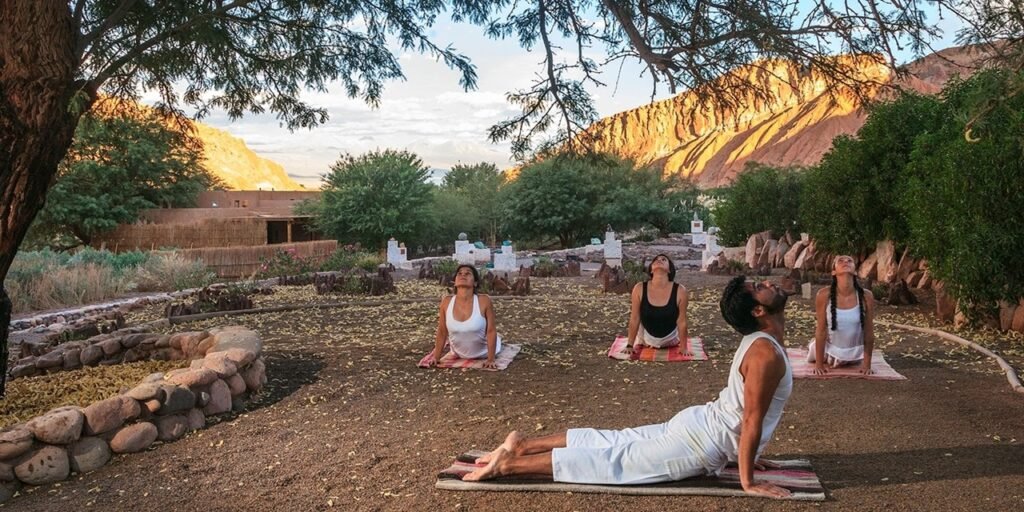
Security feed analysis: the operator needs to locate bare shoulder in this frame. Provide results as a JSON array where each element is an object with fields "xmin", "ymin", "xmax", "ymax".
[
  {"xmin": 862, "ymin": 288, "xmax": 876, "ymax": 307},
  {"xmin": 477, "ymin": 293, "xmax": 494, "ymax": 307},
  {"xmin": 439, "ymin": 295, "xmax": 453, "ymax": 308},
  {"xmin": 815, "ymin": 287, "xmax": 830, "ymax": 307}
]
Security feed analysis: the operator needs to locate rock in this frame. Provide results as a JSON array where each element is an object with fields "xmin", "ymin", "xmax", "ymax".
[
  {"xmin": 109, "ymin": 422, "xmax": 158, "ymax": 453},
  {"xmin": 165, "ymin": 368, "xmax": 190, "ymax": 379},
  {"xmin": 226, "ymin": 374, "xmax": 246, "ymax": 396},
  {"xmin": 28, "ymin": 408, "xmax": 84, "ymax": 445},
  {"xmin": 744, "ymin": 235, "xmax": 760, "ymax": 269},
  {"xmin": 0, "ymin": 479, "xmax": 22, "ymax": 504},
  {"xmin": 885, "ymin": 280, "xmax": 918, "ymax": 306},
  {"xmin": 905, "ymin": 271, "xmax": 923, "ymax": 288},
  {"xmin": 208, "ymin": 326, "xmax": 262, "ymax": 355},
  {"xmin": 0, "ymin": 460, "xmax": 13, "ymax": 481},
  {"xmin": 783, "ymin": 241, "xmax": 806, "ymax": 269},
  {"xmin": 241, "ymin": 358, "xmax": 266, "ymax": 392},
  {"xmin": 142, "ymin": 372, "xmax": 165, "ymax": 383},
  {"xmin": 773, "ymin": 241, "xmax": 790, "ymax": 268},
  {"xmin": 14, "ymin": 445, "xmax": 70, "ymax": 485},
  {"xmin": 62, "ymin": 348, "xmax": 82, "ymax": 370},
  {"xmin": 169, "ymin": 368, "xmax": 219, "ymax": 388},
  {"xmin": 142, "ymin": 399, "xmax": 162, "ymax": 415},
  {"xmin": 998, "ymin": 301, "xmax": 1018, "ymax": 332},
  {"xmin": 69, "ymin": 437, "xmax": 111, "ymax": 474},
  {"xmin": 155, "ymin": 415, "xmax": 188, "ymax": 442},
  {"xmin": 895, "ymin": 247, "xmax": 917, "ymax": 281},
  {"xmin": 211, "ymin": 348, "xmax": 257, "ymax": 368},
  {"xmin": 196, "ymin": 335, "xmax": 217, "ymax": 356},
  {"xmin": 122, "ymin": 348, "xmax": 146, "ymax": 363},
  {"xmin": 159, "ymin": 386, "xmax": 196, "ymax": 415},
  {"xmin": 874, "ymin": 240, "xmax": 897, "ymax": 283},
  {"xmin": 1012, "ymin": 299, "xmax": 1024, "ymax": 333},
  {"xmin": 202, "ymin": 354, "xmax": 238, "ymax": 378},
  {"xmin": 185, "ymin": 409, "xmax": 205, "ymax": 431},
  {"xmin": 189, "ymin": 359, "xmax": 206, "ymax": 370},
  {"xmin": 0, "ymin": 427, "xmax": 33, "ymax": 460},
  {"xmin": 934, "ymin": 281, "xmax": 957, "ymax": 324},
  {"xmin": 758, "ymin": 239, "xmax": 776, "ymax": 268},
  {"xmin": 83, "ymin": 396, "xmax": 138, "ymax": 435},
  {"xmin": 80, "ymin": 344, "xmax": 104, "ymax": 366},
  {"xmin": 127, "ymin": 382, "xmax": 166, "ymax": 402},
  {"xmin": 917, "ymin": 272, "xmax": 932, "ymax": 289},
  {"xmin": 858, "ymin": 251, "xmax": 879, "ymax": 280},
  {"xmin": 155, "ymin": 335, "xmax": 171, "ymax": 349},
  {"xmin": 231, "ymin": 396, "xmax": 246, "ymax": 412},
  {"xmin": 10, "ymin": 364, "xmax": 38, "ymax": 379},
  {"xmin": 120, "ymin": 333, "xmax": 151, "ymax": 349},
  {"xmin": 98, "ymin": 338, "xmax": 122, "ymax": 356},
  {"xmin": 35, "ymin": 350, "xmax": 64, "ymax": 369},
  {"xmin": 793, "ymin": 247, "xmax": 809, "ymax": 270},
  {"xmin": 204, "ymin": 379, "xmax": 232, "ymax": 415}
]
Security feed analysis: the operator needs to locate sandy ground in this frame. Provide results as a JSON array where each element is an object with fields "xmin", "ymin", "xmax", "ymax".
[{"xmin": 7, "ymin": 272, "xmax": 1024, "ymax": 511}]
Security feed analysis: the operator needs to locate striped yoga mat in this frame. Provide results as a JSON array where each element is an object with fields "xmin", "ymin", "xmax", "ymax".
[
  {"xmin": 786, "ymin": 348, "xmax": 906, "ymax": 380},
  {"xmin": 436, "ymin": 450, "xmax": 826, "ymax": 501},
  {"xmin": 607, "ymin": 336, "xmax": 708, "ymax": 362},
  {"xmin": 417, "ymin": 344, "xmax": 521, "ymax": 371}
]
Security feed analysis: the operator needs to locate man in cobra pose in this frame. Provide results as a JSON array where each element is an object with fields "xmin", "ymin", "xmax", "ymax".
[{"xmin": 465, "ymin": 276, "xmax": 794, "ymax": 499}]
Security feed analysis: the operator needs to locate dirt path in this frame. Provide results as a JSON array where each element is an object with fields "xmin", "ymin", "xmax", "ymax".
[{"xmin": 8, "ymin": 274, "xmax": 1024, "ymax": 511}]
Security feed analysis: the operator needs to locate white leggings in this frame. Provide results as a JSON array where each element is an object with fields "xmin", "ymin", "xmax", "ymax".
[
  {"xmin": 639, "ymin": 326, "xmax": 679, "ymax": 348},
  {"xmin": 550, "ymin": 407, "xmax": 725, "ymax": 485}
]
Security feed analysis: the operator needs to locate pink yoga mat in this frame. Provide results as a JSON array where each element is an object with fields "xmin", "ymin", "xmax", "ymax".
[
  {"xmin": 418, "ymin": 344, "xmax": 521, "ymax": 371},
  {"xmin": 607, "ymin": 336, "xmax": 708, "ymax": 362},
  {"xmin": 786, "ymin": 348, "xmax": 906, "ymax": 380}
]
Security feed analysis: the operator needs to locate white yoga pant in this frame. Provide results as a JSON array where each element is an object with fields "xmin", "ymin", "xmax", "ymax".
[
  {"xmin": 551, "ymin": 406, "xmax": 725, "ymax": 485},
  {"xmin": 640, "ymin": 327, "xmax": 680, "ymax": 348},
  {"xmin": 806, "ymin": 340, "xmax": 862, "ymax": 367}
]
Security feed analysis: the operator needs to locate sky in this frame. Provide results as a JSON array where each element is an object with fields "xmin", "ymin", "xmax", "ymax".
[{"xmin": 180, "ymin": 8, "xmax": 964, "ymax": 189}]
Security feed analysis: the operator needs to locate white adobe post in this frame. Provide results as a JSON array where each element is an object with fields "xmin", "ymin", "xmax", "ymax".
[
  {"xmin": 604, "ymin": 227, "xmax": 622, "ymax": 267},
  {"xmin": 494, "ymin": 240, "xmax": 517, "ymax": 271},
  {"xmin": 453, "ymin": 233, "xmax": 475, "ymax": 264},
  {"xmin": 387, "ymin": 238, "xmax": 412, "ymax": 269}
]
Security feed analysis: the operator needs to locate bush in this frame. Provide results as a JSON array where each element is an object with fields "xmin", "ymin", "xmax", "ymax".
[
  {"xmin": 712, "ymin": 163, "xmax": 804, "ymax": 246},
  {"xmin": 132, "ymin": 253, "xmax": 215, "ymax": 292},
  {"xmin": 258, "ymin": 248, "xmax": 317, "ymax": 279},
  {"xmin": 7, "ymin": 264, "xmax": 134, "ymax": 313},
  {"xmin": 66, "ymin": 247, "xmax": 149, "ymax": 273},
  {"xmin": 432, "ymin": 258, "xmax": 458, "ymax": 279}
]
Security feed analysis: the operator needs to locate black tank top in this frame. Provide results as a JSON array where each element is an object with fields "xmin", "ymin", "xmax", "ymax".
[{"xmin": 641, "ymin": 282, "xmax": 679, "ymax": 338}]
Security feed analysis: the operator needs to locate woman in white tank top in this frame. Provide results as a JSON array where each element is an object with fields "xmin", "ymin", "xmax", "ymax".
[
  {"xmin": 426, "ymin": 264, "xmax": 502, "ymax": 368},
  {"xmin": 808, "ymin": 255, "xmax": 877, "ymax": 375}
]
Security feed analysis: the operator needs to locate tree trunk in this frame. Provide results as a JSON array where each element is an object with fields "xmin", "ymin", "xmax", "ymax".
[{"xmin": 1, "ymin": 1, "xmax": 84, "ymax": 396}]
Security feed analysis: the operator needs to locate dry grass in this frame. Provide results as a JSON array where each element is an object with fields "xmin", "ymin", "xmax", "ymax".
[
  {"xmin": 7, "ymin": 264, "xmax": 134, "ymax": 314},
  {"xmin": 133, "ymin": 252, "xmax": 215, "ymax": 292},
  {"xmin": 0, "ymin": 359, "xmax": 188, "ymax": 430}
]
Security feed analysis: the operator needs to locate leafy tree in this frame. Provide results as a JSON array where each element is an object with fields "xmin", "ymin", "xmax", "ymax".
[
  {"xmin": 800, "ymin": 93, "xmax": 945, "ymax": 254},
  {"xmin": 310, "ymin": 150, "xmax": 434, "ymax": 248},
  {"xmin": 26, "ymin": 105, "xmax": 218, "ymax": 249},
  {"xmin": 0, "ymin": 0, "xmax": 1006, "ymax": 395},
  {"xmin": 902, "ymin": 69, "xmax": 1024, "ymax": 313},
  {"xmin": 712, "ymin": 163, "xmax": 804, "ymax": 246},
  {"xmin": 441, "ymin": 162, "xmax": 506, "ymax": 245},
  {"xmin": 596, "ymin": 167, "xmax": 709, "ymax": 236}
]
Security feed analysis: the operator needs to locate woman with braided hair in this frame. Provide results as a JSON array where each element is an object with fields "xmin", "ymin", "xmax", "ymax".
[{"xmin": 808, "ymin": 255, "xmax": 876, "ymax": 375}]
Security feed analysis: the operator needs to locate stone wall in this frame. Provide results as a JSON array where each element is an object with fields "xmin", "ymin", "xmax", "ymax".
[{"xmin": 0, "ymin": 326, "xmax": 267, "ymax": 503}]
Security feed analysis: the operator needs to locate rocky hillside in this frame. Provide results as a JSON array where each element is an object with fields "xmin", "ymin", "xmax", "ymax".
[
  {"xmin": 584, "ymin": 46, "xmax": 989, "ymax": 188},
  {"xmin": 191, "ymin": 122, "xmax": 305, "ymax": 191}
]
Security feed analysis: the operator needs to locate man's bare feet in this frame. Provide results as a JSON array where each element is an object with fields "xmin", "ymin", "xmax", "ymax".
[
  {"xmin": 477, "ymin": 431, "xmax": 524, "ymax": 464},
  {"xmin": 464, "ymin": 447, "xmax": 511, "ymax": 481}
]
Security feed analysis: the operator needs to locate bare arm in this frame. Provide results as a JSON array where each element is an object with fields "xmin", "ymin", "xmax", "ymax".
[
  {"xmin": 813, "ymin": 288, "xmax": 829, "ymax": 374},
  {"xmin": 480, "ymin": 295, "xmax": 499, "ymax": 368},
  {"xmin": 626, "ymin": 284, "xmax": 643, "ymax": 349},
  {"xmin": 860, "ymin": 290, "xmax": 876, "ymax": 374},
  {"xmin": 738, "ymin": 339, "xmax": 790, "ymax": 498},
  {"xmin": 430, "ymin": 296, "xmax": 451, "ymax": 365},
  {"xmin": 676, "ymin": 285, "xmax": 691, "ymax": 355}
]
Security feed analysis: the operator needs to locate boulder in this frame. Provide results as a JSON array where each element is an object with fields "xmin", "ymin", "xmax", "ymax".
[
  {"xmin": 875, "ymin": 240, "xmax": 897, "ymax": 283},
  {"xmin": 83, "ymin": 396, "xmax": 139, "ymax": 435},
  {"xmin": 0, "ymin": 480, "xmax": 22, "ymax": 504},
  {"xmin": 210, "ymin": 348, "xmax": 257, "ymax": 368},
  {"xmin": 744, "ymin": 235, "xmax": 760, "ymax": 269},
  {"xmin": 0, "ymin": 428, "xmax": 33, "ymax": 460},
  {"xmin": 185, "ymin": 409, "xmax": 205, "ymax": 431},
  {"xmin": 203, "ymin": 379, "xmax": 232, "ymax": 415},
  {"xmin": 858, "ymin": 251, "xmax": 879, "ymax": 280},
  {"xmin": 998, "ymin": 301, "xmax": 1018, "ymax": 332},
  {"xmin": 773, "ymin": 241, "xmax": 790, "ymax": 268},
  {"xmin": 155, "ymin": 415, "xmax": 188, "ymax": 442},
  {"xmin": 202, "ymin": 354, "xmax": 238, "ymax": 378},
  {"xmin": 241, "ymin": 358, "xmax": 266, "ymax": 392},
  {"xmin": 783, "ymin": 241, "xmax": 807, "ymax": 269},
  {"xmin": 126, "ymin": 382, "xmax": 166, "ymax": 402},
  {"xmin": 28, "ymin": 408, "xmax": 84, "ymax": 445},
  {"xmin": 98, "ymin": 337, "xmax": 122, "ymax": 356},
  {"xmin": 934, "ymin": 281, "xmax": 957, "ymax": 324},
  {"xmin": 69, "ymin": 437, "xmax": 111, "ymax": 474},
  {"xmin": 159, "ymin": 386, "xmax": 196, "ymax": 415},
  {"xmin": 1012, "ymin": 299, "xmax": 1024, "ymax": 333},
  {"xmin": 35, "ymin": 350, "xmax": 64, "ymax": 369},
  {"xmin": 207, "ymin": 326, "xmax": 262, "ymax": 355},
  {"xmin": 225, "ymin": 374, "xmax": 246, "ymax": 396},
  {"xmin": 109, "ymin": 422, "xmax": 158, "ymax": 453},
  {"xmin": 62, "ymin": 348, "xmax": 82, "ymax": 370},
  {"xmin": 80, "ymin": 344, "xmax": 104, "ymax": 366},
  {"xmin": 14, "ymin": 445, "xmax": 69, "ymax": 485},
  {"xmin": 168, "ymin": 368, "xmax": 219, "ymax": 388}
]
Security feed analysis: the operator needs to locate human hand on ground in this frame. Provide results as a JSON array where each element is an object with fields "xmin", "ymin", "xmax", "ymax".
[
  {"xmin": 743, "ymin": 481, "xmax": 792, "ymax": 499},
  {"xmin": 812, "ymin": 363, "xmax": 829, "ymax": 375},
  {"xmin": 753, "ymin": 458, "xmax": 782, "ymax": 471},
  {"xmin": 426, "ymin": 353, "xmax": 440, "ymax": 367},
  {"xmin": 483, "ymin": 358, "xmax": 497, "ymax": 369},
  {"xmin": 859, "ymin": 362, "xmax": 874, "ymax": 375}
]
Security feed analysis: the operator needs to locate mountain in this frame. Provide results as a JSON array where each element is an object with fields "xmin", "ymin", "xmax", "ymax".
[
  {"xmin": 190, "ymin": 122, "xmax": 306, "ymax": 191},
  {"xmin": 582, "ymin": 46, "xmax": 990, "ymax": 188}
]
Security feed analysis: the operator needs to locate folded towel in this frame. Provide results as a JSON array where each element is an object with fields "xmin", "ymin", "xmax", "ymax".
[
  {"xmin": 607, "ymin": 336, "xmax": 708, "ymax": 361},
  {"xmin": 786, "ymin": 348, "xmax": 906, "ymax": 380},
  {"xmin": 418, "ymin": 344, "xmax": 522, "ymax": 371}
]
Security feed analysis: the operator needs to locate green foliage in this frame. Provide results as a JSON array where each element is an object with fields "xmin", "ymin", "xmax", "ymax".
[
  {"xmin": 432, "ymin": 258, "xmax": 459, "ymax": 279},
  {"xmin": 532, "ymin": 256, "xmax": 559, "ymax": 276},
  {"xmin": 258, "ymin": 248, "xmax": 317, "ymax": 279},
  {"xmin": 310, "ymin": 150, "xmax": 435, "ymax": 249},
  {"xmin": 902, "ymin": 69, "xmax": 1024, "ymax": 309},
  {"xmin": 622, "ymin": 260, "xmax": 648, "ymax": 284},
  {"xmin": 800, "ymin": 93, "xmax": 945, "ymax": 254},
  {"xmin": 712, "ymin": 163, "xmax": 804, "ymax": 246},
  {"xmin": 437, "ymin": 163, "xmax": 506, "ymax": 246},
  {"xmin": 26, "ymin": 108, "xmax": 218, "ymax": 248},
  {"xmin": 320, "ymin": 246, "xmax": 382, "ymax": 273}
]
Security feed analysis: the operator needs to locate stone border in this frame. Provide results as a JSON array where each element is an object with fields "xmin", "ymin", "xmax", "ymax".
[{"xmin": 0, "ymin": 325, "xmax": 266, "ymax": 503}]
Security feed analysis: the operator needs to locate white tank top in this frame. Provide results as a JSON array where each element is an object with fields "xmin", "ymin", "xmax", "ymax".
[
  {"xmin": 702, "ymin": 331, "xmax": 792, "ymax": 462},
  {"xmin": 825, "ymin": 303, "xmax": 865, "ymax": 362},
  {"xmin": 445, "ymin": 295, "xmax": 501, "ymax": 359}
]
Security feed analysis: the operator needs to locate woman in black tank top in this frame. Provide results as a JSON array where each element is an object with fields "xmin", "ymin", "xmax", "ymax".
[{"xmin": 622, "ymin": 254, "xmax": 690, "ymax": 356}]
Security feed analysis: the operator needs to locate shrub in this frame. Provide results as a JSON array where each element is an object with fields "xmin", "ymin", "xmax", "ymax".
[
  {"xmin": 132, "ymin": 253, "xmax": 215, "ymax": 292},
  {"xmin": 432, "ymin": 258, "xmax": 458, "ymax": 279},
  {"xmin": 712, "ymin": 163, "xmax": 804, "ymax": 246},
  {"xmin": 258, "ymin": 248, "xmax": 316, "ymax": 279}
]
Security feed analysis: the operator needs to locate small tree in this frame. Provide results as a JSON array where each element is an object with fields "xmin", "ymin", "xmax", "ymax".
[
  {"xmin": 26, "ymin": 105, "xmax": 218, "ymax": 249},
  {"xmin": 311, "ymin": 150, "xmax": 434, "ymax": 248},
  {"xmin": 800, "ymin": 93, "xmax": 945, "ymax": 254},
  {"xmin": 712, "ymin": 163, "xmax": 804, "ymax": 246},
  {"xmin": 903, "ymin": 69, "xmax": 1024, "ymax": 312},
  {"xmin": 441, "ymin": 162, "xmax": 506, "ymax": 245}
]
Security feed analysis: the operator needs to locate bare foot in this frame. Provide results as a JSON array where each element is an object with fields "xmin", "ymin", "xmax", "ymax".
[
  {"xmin": 464, "ymin": 447, "xmax": 510, "ymax": 481},
  {"xmin": 477, "ymin": 431, "xmax": 524, "ymax": 464}
]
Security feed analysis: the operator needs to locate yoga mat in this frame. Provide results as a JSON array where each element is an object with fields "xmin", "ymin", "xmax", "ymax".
[
  {"xmin": 418, "ymin": 344, "xmax": 521, "ymax": 371},
  {"xmin": 436, "ymin": 450, "xmax": 825, "ymax": 501},
  {"xmin": 607, "ymin": 336, "xmax": 708, "ymax": 361},
  {"xmin": 786, "ymin": 348, "xmax": 906, "ymax": 380}
]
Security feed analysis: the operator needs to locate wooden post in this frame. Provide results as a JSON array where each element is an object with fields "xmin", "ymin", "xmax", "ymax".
[{"xmin": 287, "ymin": 221, "xmax": 293, "ymax": 243}]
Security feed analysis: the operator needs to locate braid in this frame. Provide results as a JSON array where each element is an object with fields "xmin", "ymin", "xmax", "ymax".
[
  {"xmin": 829, "ymin": 276, "xmax": 838, "ymax": 331},
  {"xmin": 853, "ymin": 277, "xmax": 866, "ymax": 328}
]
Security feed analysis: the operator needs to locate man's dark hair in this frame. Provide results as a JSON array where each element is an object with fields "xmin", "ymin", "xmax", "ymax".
[
  {"xmin": 720, "ymin": 275, "xmax": 760, "ymax": 335},
  {"xmin": 646, "ymin": 254, "xmax": 676, "ymax": 281},
  {"xmin": 454, "ymin": 264, "xmax": 480, "ymax": 291}
]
